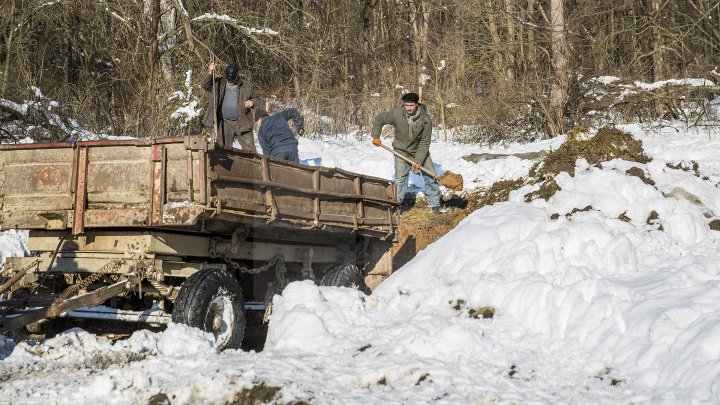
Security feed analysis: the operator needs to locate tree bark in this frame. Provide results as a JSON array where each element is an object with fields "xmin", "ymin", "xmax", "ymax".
[
  {"xmin": 651, "ymin": 0, "xmax": 665, "ymax": 81},
  {"xmin": 1, "ymin": 0, "xmax": 17, "ymax": 96},
  {"xmin": 504, "ymin": 0, "xmax": 516, "ymax": 81},
  {"xmin": 549, "ymin": 0, "xmax": 570, "ymax": 137}
]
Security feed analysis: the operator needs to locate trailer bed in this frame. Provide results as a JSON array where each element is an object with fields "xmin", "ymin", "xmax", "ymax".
[{"xmin": 0, "ymin": 137, "xmax": 398, "ymax": 239}]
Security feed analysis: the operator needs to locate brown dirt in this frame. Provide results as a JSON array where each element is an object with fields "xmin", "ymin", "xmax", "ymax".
[
  {"xmin": 666, "ymin": 160, "xmax": 709, "ymax": 180},
  {"xmin": 626, "ymin": 167, "xmax": 656, "ymax": 186},
  {"xmin": 147, "ymin": 393, "xmax": 171, "ymax": 405},
  {"xmin": 439, "ymin": 171, "xmax": 464, "ymax": 191},
  {"xmin": 524, "ymin": 178, "xmax": 561, "ymax": 202},
  {"xmin": 646, "ymin": 211, "xmax": 664, "ymax": 231},
  {"xmin": 393, "ymin": 207, "xmax": 468, "ymax": 269},
  {"xmin": 530, "ymin": 126, "xmax": 650, "ymax": 178},
  {"xmin": 709, "ymin": 219, "xmax": 720, "ymax": 231},
  {"xmin": 468, "ymin": 306, "xmax": 495, "ymax": 319},
  {"xmin": 467, "ymin": 178, "xmax": 524, "ymax": 211},
  {"xmin": 229, "ymin": 383, "xmax": 282, "ymax": 405},
  {"xmin": 618, "ymin": 212, "xmax": 631, "ymax": 222}
]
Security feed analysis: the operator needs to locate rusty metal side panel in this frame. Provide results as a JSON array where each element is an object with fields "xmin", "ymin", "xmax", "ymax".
[
  {"xmin": 164, "ymin": 143, "xmax": 201, "ymax": 203},
  {"xmin": 0, "ymin": 139, "xmax": 396, "ymax": 236},
  {"xmin": 206, "ymin": 148, "xmax": 397, "ymax": 233},
  {"xmin": 0, "ymin": 147, "xmax": 74, "ymax": 212},
  {"xmin": 208, "ymin": 150, "xmax": 267, "ymax": 216},
  {"xmin": 86, "ymin": 145, "xmax": 153, "ymax": 205}
]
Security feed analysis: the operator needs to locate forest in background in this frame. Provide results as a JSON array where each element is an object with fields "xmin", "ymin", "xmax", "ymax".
[{"xmin": 1, "ymin": 0, "xmax": 719, "ymax": 143}]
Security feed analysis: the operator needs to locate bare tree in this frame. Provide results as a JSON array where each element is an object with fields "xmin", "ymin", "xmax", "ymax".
[{"xmin": 549, "ymin": 0, "xmax": 570, "ymax": 136}]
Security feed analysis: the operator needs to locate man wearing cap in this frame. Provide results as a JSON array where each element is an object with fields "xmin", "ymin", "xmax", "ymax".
[
  {"xmin": 254, "ymin": 108, "xmax": 304, "ymax": 163},
  {"xmin": 201, "ymin": 63, "xmax": 261, "ymax": 151},
  {"xmin": 370, "ymin": 92, "xmax": 444, "ymax": 213}
]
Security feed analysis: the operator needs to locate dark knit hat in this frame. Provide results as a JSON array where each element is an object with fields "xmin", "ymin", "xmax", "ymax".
[
  {"xmin": 254, "ymin": 109, "xmax": 269, "ymax": 122},
  {"xmin": 225, "ymin": 63, "xmax": 240, "ymax": 81},
  {"xmin": 401, "ymin": 92, "xmax": 420, "ymax": 103}
]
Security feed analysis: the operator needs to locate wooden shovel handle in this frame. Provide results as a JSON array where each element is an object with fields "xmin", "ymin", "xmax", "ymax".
[
  {"xmin": 378, "ymin": 144, "xmax": 438, "ymax": 180},
  {"xmin": 212, "ymin": 68, "xmax": 219, "ymax": 144}
]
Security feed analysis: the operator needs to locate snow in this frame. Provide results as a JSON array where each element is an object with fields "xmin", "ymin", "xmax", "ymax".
[
  {"xmin": 3, "ymin": 118, "xmax": 720, "ymax": 403},
  {"xmin": 633, "ymin": 78, "xmax": 716, "ymax": 90},
  {"xmin": 593, "ymin": 76, "xmax": 620, "ymax": 85},
  {"xmin": 192, "ymin": 13, "xmax": 279, "ymax": 36}
]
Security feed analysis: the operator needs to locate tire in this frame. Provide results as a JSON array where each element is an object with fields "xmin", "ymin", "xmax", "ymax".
[
  {"xmin": 320, "ymin": 263, "xmax": 363, "ymax": 289},
  {"xmin": 172, "ymin": 268, "xmax": 246, "ymax": 350}
]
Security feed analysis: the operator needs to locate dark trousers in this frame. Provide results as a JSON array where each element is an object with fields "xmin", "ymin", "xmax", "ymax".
[
  {"xmin": 220, "ymin": 120, "xmax": 256, "ymax": 152},
  {"xmin": 272, "ymin": 148, "xmax": 299, "ymax": 163}
]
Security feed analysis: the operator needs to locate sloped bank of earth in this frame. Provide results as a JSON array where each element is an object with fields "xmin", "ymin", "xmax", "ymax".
[
  {"xmin": 394, "ymin": 127, "xmax": 651, "ymax": 263},
  {"xmin": 394, "ymin": 125, "xmax": 720, "ymax": 281}
]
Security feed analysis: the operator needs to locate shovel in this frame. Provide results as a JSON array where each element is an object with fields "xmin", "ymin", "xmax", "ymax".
[{"xmin": 378, "ymin": 144, "xmax": 464, "ymax": 191}]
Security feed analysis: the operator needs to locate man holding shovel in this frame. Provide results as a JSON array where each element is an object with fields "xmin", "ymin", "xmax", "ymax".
[
  {"xmin": 371, "ymin": 92, "xmax": 446, "ymax": 214},
  {"xmin": 201, "ymin": 62, "xmax": 260, "ymax": 151}
]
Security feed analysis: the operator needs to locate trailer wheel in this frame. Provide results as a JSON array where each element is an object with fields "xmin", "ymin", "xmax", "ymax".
[
  {"xmin": 172, "ymin": 268, "xmax": 246, "ymax": 350},
  {"xmin": 320, "ymin": 263, "xmax": 363, "ymax": 289}
]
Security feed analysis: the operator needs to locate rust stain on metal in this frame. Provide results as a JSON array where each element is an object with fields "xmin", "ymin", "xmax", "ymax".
[
  {"xmin": 72, "ymin": 147, "xmax": 88, "ymax": 235},
  {"xmin": 34, "ymin": 166, "xmax": 66, "ymax": 189},
  {"xmin": 150, "ymin": 145, "xmax": 164, "ymax": 226}
]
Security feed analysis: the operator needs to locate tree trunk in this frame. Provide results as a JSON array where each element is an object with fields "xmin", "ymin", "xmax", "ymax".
[
  {"xmin": 549, "ymin": 0, "xmax": 570, "ymax": 137},
  {"xmin": 361, "ymin": 0, "xmax": 378, "ymax": 93},
  {"xmin": 1, "ymin": 0, "xmax": 17, "ymax": 96},
  {"xmin": 148, "ymin": 0, "xmax": 160, "ymax": 76},
  {"xmin": 420, "ymin": 0, "xmax": 430, "ymax": 63},
  {"xmin": 159, "ymin": 0, "xmax": 177, "ymax": 81},
  {"xmin": 504, "ymin": 0, "xmax": 516, "ymax": 81},
  {"xmin": 486, "ymin": 1, "xmax": 503, "ymax": 73},
  {"xmin": 525, "ymin": 0, "xmax": 537, "ymax": 68},
  {"xmin": 651, "ymin": 0, "xmax": 665, "ymax": 81}
]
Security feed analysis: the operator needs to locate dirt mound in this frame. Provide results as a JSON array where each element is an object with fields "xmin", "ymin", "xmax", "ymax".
[
  {"xmin": 467, "ymin": 179, "xmax": 524, "ymax": 211},
  {"xmin": 393, "ymin": 127, "xmax": 652, "ymax": 268},
  {"xmin": 393, "ymin": 207, "xmax": 468, "ymax": 269},
  {"xmin": 531, "ymin": 126, "xmax": 650, "ymax": 178}
]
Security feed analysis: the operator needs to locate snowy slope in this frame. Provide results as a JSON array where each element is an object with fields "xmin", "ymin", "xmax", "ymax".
[{"xmin": 2, "ymin": 123, "xmax": 720, "ymax": 404}]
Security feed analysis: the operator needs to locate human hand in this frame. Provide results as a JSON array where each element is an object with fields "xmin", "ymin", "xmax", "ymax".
[
  {"xmin": 243, "ymin": 100, "xmax": 253, "ymax": 108},
  {"xmin": 209, "ymin": 63, "xmax": 216, "ymax": 73},
  {"xmin": 371, "ymin": 138, "xmax": 381, "ymax": 146},
  {"xmin": 297, "ymin": 128, "xmax": 305, "ymax": 137},
  {"xmin": 411, "ymin": 164, "xmax": 420, "ymax": 174}
]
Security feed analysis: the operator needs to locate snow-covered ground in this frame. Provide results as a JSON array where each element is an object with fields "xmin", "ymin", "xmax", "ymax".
[{"xmin": 3, "ymin": 122, "xmax": 720, "ymax": 403}]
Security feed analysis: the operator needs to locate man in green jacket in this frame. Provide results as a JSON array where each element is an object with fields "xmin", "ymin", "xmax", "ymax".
[{"xmin": 371, "ymin": 92, "xmax": 444, "ymax": 213}]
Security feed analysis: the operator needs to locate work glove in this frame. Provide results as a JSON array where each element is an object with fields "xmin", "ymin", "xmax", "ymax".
[
  {"xmin": 297, "ymin": 127, "xmax": 305, "ymax": 137},
  {"xmin": 372, "ymin": 138, "xmax": 381, "ymax": 146},
  {"xmin": 411, "ymin": 164, "xmax": 421, "ymax": 174}
]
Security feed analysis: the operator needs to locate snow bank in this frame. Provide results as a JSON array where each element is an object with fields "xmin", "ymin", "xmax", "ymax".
[{"xmin": 267, "ymin": 126, "xmax": 720, "ymax": 402}]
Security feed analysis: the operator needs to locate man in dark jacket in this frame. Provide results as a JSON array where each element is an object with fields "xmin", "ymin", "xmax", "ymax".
[
  {"xmin": 201, "ymin": 63, "xmax": 261, "ymax": 151},
  {"xmin": 254, "ymin": 108, "xmax": 304, "ymax": 163},
  {"xmin": 370, "ymin": 92, "xmax": 444, "ymax": 213}
]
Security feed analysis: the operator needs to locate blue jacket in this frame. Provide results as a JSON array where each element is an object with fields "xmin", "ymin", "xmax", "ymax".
[{"xmin": 258, "ymin": 108, "xmax": 303, "ymax": 156}]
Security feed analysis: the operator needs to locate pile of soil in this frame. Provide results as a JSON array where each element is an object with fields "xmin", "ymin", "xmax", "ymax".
[{"xmin": 530, "ymin": 126, "xmax": 651, "ymax": 178}]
